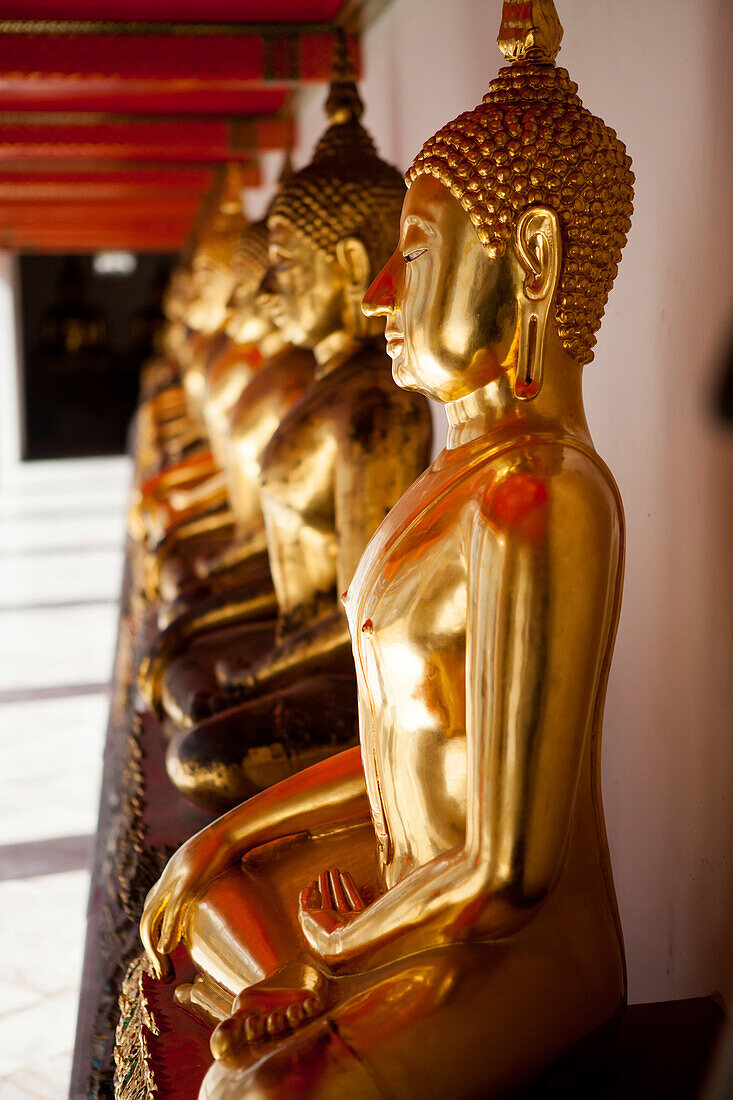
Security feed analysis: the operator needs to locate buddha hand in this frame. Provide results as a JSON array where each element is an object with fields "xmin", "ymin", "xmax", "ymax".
[
  {"xmin": 298, "ymin": 868, "xmax": 365, "ymax": 961},
  {"xmin": 140, "ymin": 828, "xmax": 226, "ymax": 980}
]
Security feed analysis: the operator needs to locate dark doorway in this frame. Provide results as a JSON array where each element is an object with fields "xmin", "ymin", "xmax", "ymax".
[{"xmin": 20, "ymin": 252, "xmax": 176, "ymax": 460}]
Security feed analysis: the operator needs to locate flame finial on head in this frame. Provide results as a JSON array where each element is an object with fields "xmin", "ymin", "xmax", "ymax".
[
  {"xmin": 498, "ymin": 0, "xmax": 563, "ymax": 65},
  {"xmin": 193, "ymin": 162, "xmax": 250, "ymax": 271},
  {"xmin": 324, "ymin": 28, "xmax": 364, "ymax": 126},
  {"xmin": 218, "ymin": 162, "xmax": 246, "ymax": 216},
  {"xmin": 277, "ymin": 145, "xmax": 294, "ymax": 188},
  {"xmin": 268, "ymin": 29, "xmax": 404, "ymax": 271}
]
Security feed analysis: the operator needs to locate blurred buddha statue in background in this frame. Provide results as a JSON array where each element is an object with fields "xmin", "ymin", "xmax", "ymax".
[
  {"xmin": 130, "ymin": 165, "xmax": 261, "ymax": 543},
  {"xmin": 140, "ymin": 35, "xmax": 433, "ymax": 814},
  {"xmin": 141, "ymin": 154, "xmax": 315, "ymax": 607},
  {"xmin": 138, "ymin": 3, "xmax": 635, "ymax": 1096}
]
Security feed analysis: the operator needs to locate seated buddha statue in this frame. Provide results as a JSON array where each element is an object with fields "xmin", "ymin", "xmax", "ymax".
[
  {"xmin": 136, "ymin": 271, "xmax": 191, "ymax": 429},
  {"xmin": 132, "ymin": 167, "xmax": 261, "ymax": 545},
  {"xmin": 142, "ymin": 216, "xmax": 316, "ymax": 611},
  {"xmin": 142, "ymin": 157, "xmax": 315, "ymax": 604},
  {"xmin": 140, "ymin": 41, "xmax": 432, "ymax": 812},
  {"xmin": 138, "ymin": 3, "xmax": 635, "ymax": 1095}
]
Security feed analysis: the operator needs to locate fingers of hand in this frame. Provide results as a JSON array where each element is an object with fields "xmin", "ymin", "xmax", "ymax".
[
  {"xmin": 140, "ymin": 895, "xmax": 165, "ymax": 957},
  {"xmin": 340, "ymin": 870, "xmax": 365, "ymax": 911},
  {"xmin": 299, "ymin": 880, "xmax": 319, "ymax": 911},
  {"xmin": 318, "ymin": 870, "xmax": 332, "ymax": 909},
  {"xmin": 328, "ymin": 868, "xmax": 349, "ymax": 912},
  {"xmin": 159, "ymin": 889, "xmax": 185, "ymax": 953}
]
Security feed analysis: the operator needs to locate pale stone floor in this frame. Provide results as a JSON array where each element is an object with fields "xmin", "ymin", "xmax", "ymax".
[{"xmin": 0, "ymin": 458, "xmax": 129, "ymax": 1098}]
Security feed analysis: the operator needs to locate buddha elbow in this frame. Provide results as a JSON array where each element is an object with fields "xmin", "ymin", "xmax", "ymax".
[{"xmin": 464, "ymin": 858, "xmax": 551, "ymax": 934}]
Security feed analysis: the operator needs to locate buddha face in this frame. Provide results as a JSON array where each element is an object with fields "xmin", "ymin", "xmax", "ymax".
[
  {"xmin": 266, "ymin": 219, "xmax": 350, "ymax": 349},
  {"xmin": 187, "ymin": 262, "xmax": 237, "ymax": 335},
  {"xmin": 363, "ymin": 175, "xmax": 521, "ymax": 404},
  {"xmin": 225, "ymin": 268, "xmax": 272, "ymax": 345}
]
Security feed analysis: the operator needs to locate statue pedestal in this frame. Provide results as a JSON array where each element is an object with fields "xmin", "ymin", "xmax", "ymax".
[
  {"xmin": 114, "ymin": 982, "xmax": 724, "ymax": 1100},
  {"xmin": 524, "ymin": 996, "xmax": 724, "ymax": 1099}
]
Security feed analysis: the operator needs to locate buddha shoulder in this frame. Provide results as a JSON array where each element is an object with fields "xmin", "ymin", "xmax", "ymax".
[
  {"xmin": 474, "ymin": 440, "xmax": 622, "ymax": 547},
  {"xmin": 228, "ymin": 349, "xmax": 312, "ymax": 442}
]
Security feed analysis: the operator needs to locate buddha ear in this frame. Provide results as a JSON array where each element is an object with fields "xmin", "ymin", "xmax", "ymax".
[
  {"xmin": 336, "ymin": 236, "xmax": 372, "ymax": 336},
  {"xmin": 513, "ymin": 207, "xmax": 561, "ymax": 400},
  {"xmin": 335, "ymin": 236, "xmax": 371, "ymax": 294}
]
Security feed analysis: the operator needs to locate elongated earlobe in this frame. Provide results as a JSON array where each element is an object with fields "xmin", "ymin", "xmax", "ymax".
[
  {"xmin": 513, "ymin": 207, "xmax": 561, "ymax": 400},
  {"xmin": 336, "ymin": 236, "xmax": 372, "ymax": 338}
]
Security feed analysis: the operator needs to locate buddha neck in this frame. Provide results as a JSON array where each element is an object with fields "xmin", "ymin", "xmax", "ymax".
[
  {"xmin": 445, "ymin": 344, "xmax": 591, "ymax": 451},
  {"xmin": 313, "ymin": 329, "xmax": 362, "ymax": 379}
]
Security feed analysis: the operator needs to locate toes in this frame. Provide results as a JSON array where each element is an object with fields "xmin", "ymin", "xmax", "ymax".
[
  {"xmin": 302, "ymin": 994, "xmax": 321, "ymax": 1019},
  {"xmin": 266, "ymin": 1008, "xmax": 286, "ymax": 1036},
  {"xmin": 245, "ymin": 1014, "xmax": 265, "ymax": 1043},
  {"xmin": 210, "ymin": 1017, "xmax": 245, "ymax": 1062}
]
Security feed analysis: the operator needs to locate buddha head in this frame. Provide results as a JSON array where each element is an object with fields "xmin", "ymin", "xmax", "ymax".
[
  {"xmin": 363, "ymin": 0, "xmax": 634, "ymax": 406},
  {"xmin": 162, "ymin": 263, "xmax": 193, "ymax": 325},
  {"xmin": 224, "ymin": 152, "xmax": 296, "ymax": 348},
  {"xmin": 224, "ymin": 218, "xmax": 271, "ymax": 345},
  {"xmin": 266, "ymin": 34, "xmax": 406, "ymax": 351},
  {"xmin": 187, "ymin": 164, "xmax": 249, "ymax": 335}
]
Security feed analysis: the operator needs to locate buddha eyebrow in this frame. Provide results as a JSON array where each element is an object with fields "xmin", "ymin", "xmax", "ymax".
[
  {"xmin": 400, "ymin": 214, "xmax": 432, "ymax": 247},
  {"xmin": 402, "ymin": 215, "xmax": 432, "ymax": 233}
]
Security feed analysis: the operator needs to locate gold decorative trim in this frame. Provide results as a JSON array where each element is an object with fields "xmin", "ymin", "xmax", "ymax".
[{"xmin": 114, "ymin": 953, "xmax": 159, "ymax": 1100}]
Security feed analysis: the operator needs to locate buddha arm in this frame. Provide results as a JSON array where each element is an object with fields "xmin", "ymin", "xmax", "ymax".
[
  {"xmin": 167, "ymin": 469, "xmax": 229, "ymax": 513},
  {"xmin": 194, "ymin": 525, "xmax": 267, "ymax": 579},
  {"xmin": 138, "ymin": 451, "xmax": 216, "ymax": 498},
  {"xmin": 164, "ymin": 426, "xmax": 208, "ymax": 459},
  {"xmin": 335, "ymin": 391, "xmax": 431, "ymax": 595},
  {"xmin": 231, "ymin": 400, "xmax": 422, "ymax": 692},
  {"xmin": 140, "ymin": 746, "xmax": 370, "ymax": 977},
  {"xmin": 145, "ymin": 506, "xmax": 235, "ymax": 598},
  {"xmin": 139, "ymin": 577, "xmax": 278, "ymax": 714},
  {"xmin": 158, "ymin": 413, "xmax": 197, "ymax": 442},
  {"xmin": 301, "ymin": 457, "xmax": 622, "ymax": 965},
  {"xmin": 225, "ymin": 609, "xmax": 350, "ymax": 694}
]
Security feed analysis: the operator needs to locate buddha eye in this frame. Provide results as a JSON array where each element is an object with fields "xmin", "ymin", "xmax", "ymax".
[{"xmin": 403, "ymin": 248, "xmax": 427, "ymax": 264}]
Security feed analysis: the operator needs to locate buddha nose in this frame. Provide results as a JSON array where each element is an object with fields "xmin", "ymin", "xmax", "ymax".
[{"xmin": 362, "ymin": 255, "xmax": 398, "ymax": 318}]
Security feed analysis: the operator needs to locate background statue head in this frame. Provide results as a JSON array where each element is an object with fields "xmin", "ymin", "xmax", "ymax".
[
  {"xmin": 267, "ymin": 34, "xmax": 406, "ymax": 350},
  {"xmin": 226, "ymin": 152, "xmax": 295, "ymax": 348},
  {"xmin": 188, "ymin": 164, "xmax": 249, "ymax": 334},
  {"xmin": 224, "ymin": 218, "xmax": 270, "ymax": 345}
]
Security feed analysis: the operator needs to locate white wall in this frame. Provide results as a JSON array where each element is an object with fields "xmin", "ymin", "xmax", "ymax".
[{"xmin": 293, "ymin": 0, "xmax": 733, "ymax": 1007}]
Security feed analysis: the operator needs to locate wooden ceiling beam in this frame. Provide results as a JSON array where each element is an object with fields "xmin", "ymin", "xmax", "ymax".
[
  {"xmin": 0, "ymin": 118, "xmax": 293, "ymax": 161},
  {"xmin": 0, "ymin": 31, "xmax": 359, "ymax": 113},
  {"xmin": 0, "ymin": 167, "xmax": 214, "ymax": 201}
]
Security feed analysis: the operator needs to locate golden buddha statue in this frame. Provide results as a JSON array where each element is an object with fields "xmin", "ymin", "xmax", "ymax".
[
  {"xmin": 139, "ymin": 157, "xmax": 313, "ymax": 603},
  {"xmin": 136, "ymin": 2, "xmax": 635, "ymax": 1095},
  {"xmin": 131, "ymin": 167, "xmax": 261, "ymax": 545},
  {"xmin": 140, "ymin": 40, "xmax": 432, "ymax": 812},
  {"xmin": 135, "ymin": 267, "xmax": 192, "ymax": 422},
  {"xmin": 139, "ymin": 215, "xmax": 315, "ymax": 614}
]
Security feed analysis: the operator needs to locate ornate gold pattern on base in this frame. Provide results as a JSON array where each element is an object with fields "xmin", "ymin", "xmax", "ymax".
[{"xmin": 114, "ymin": 953, "xmax": 159, "ymax": 1100}]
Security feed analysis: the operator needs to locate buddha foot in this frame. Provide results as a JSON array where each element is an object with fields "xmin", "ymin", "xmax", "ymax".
[{"xmin": 211, "ymin": 988, "xmax": 324, "ymax": 1063}]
